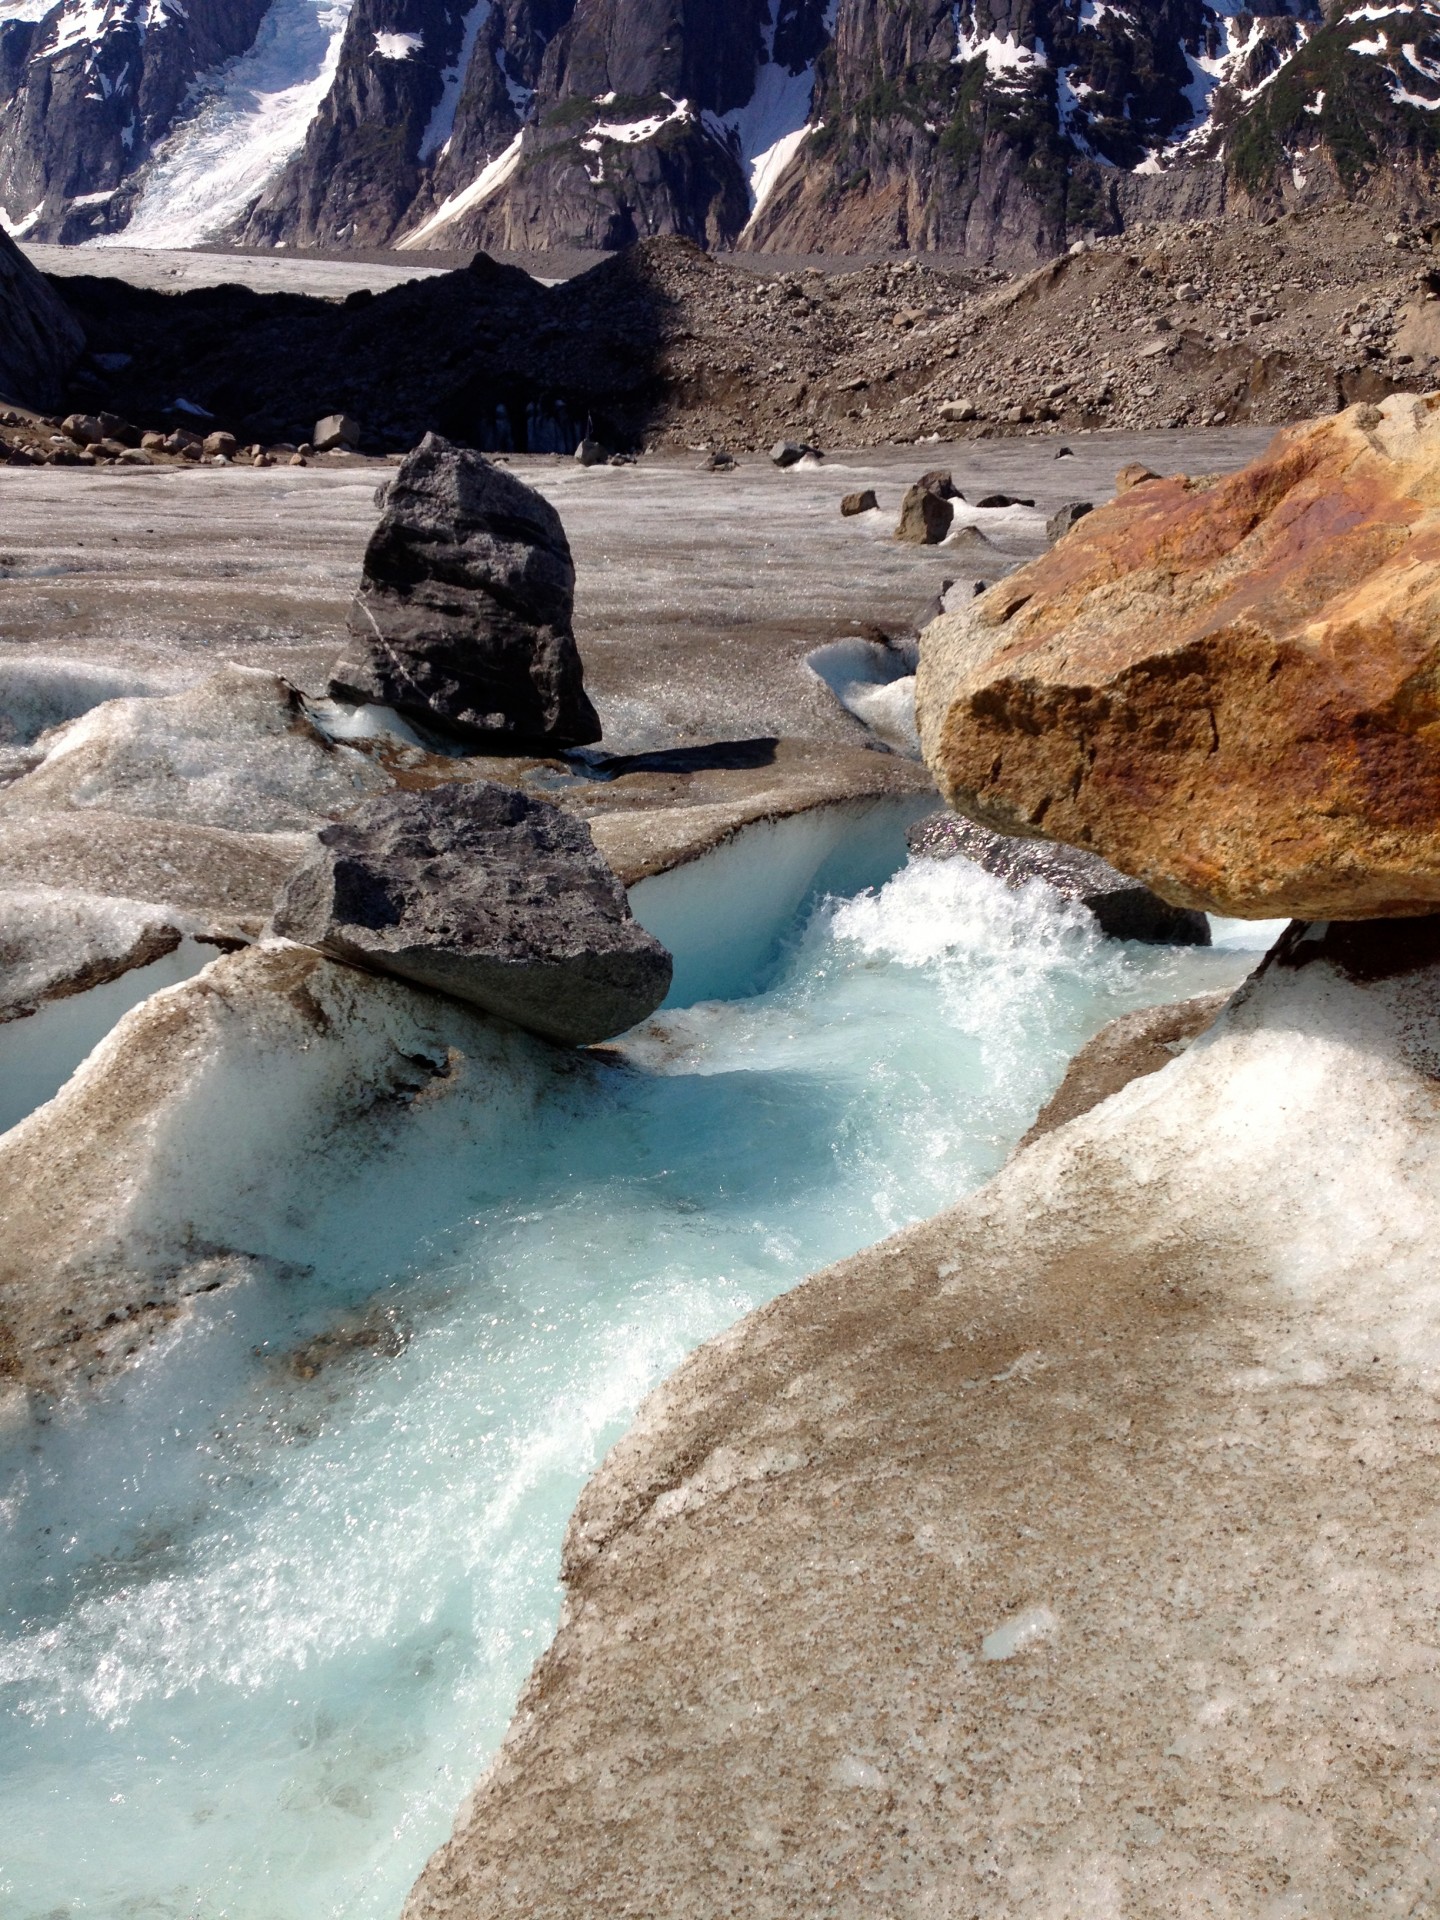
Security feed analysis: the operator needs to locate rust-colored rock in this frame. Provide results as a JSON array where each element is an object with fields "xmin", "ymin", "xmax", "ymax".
[
  {"xmin": 1114, "ymin": 462, "xmax": 1161, "ymax": 492},
  {"xmin": 916, "ymin": 393, "xmax": 1440, "ymax": 920}
]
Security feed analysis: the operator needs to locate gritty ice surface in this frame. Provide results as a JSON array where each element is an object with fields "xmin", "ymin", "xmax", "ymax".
[
  {"xmin": 980, "ymin": 1604, "xmax": 1059, "ymax": 1661},
  {"xmin": 0, "ymin": 825, "xmax": 1262, "ymax": 1920},
  {"xmin": 0, "ymin": 935, "xmax": 209, "ymax": 1134},
  {"xmin": 0, "ymin": 431, "xmax": 1276, "ymax": 756}
]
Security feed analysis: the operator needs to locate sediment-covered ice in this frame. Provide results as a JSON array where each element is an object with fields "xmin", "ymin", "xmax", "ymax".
[
  {"xmin": 11, "ymin": 664, "xmax": 391, "ymax": 832},
  {"xmin": 805, "ymin": 637, "xmax": 919, "ymax": 755},
  {"xmin": 0, "ymin": 836, "xmax": 1260, "ymax": 1920},
  {"xmin": 404, "ymin": 924, "xmax": 1440, "ymax": 1920}
]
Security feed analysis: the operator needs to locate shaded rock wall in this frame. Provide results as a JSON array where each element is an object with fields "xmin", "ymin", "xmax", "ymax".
[
  {"xmin": 0, "ymin": 224, "xmax": 83, "ymax": 408},
  {"xmin": 0, "ymin": 0, "xmax": 270, "ymax": 243}
]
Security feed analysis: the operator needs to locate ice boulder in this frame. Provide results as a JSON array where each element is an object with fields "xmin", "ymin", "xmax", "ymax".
[
  {"xmin": 271, "ymin": 784, "xmax": 672, "ymax": 1044},
  {"xmin": 328, "ymin": 433, "xmax": 601, "ymax": 750}
]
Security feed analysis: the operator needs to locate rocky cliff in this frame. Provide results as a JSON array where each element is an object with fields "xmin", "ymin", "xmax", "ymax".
[
  {"xmin": 5, "ymin": 0, "xmax": 1440, "ymax": 257},
  {"xmin": 0, "ymin": 222, "xmax": 82, "ymax": 406},
  {"xmin": 0, "ymin": 0, "xmax": 270, "ymax": 243}
]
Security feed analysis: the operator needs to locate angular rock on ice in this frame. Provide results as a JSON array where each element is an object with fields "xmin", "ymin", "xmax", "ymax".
[
  {"xmin": 329, "ymin": 433, "xmax": 601, "ymax": 750},
  {"xmin": 271, "ymin": 784, "xmax": 672, "ymax": 1044}
]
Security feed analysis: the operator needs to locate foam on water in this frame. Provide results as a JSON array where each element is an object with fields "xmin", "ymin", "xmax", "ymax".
[{"xmin": 0, "ymin": 853, "xmax": 1265, "ymax": 1919}]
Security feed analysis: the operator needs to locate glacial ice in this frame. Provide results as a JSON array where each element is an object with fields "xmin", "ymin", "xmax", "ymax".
[
  {"xmin": 11, "ymin": 666, "xmax": 392, "ymax": 832},
  {"xmin": 0, "ymin": 819, "xmax": 1266, "ymax": 1919},
  {"xmin": 0, "ymin": 934, "xmax": 209, "ymax": 1134},
  {"xmin": 805, "ymin": 637, "xmax": 919, "ymax": 754},
  {"xmin": 99, "ymin": 0, "xmax": 354, "ymax": 247}
]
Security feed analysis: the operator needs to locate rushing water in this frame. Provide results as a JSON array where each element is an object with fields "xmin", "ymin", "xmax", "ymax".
[{"xmin": 0, "ymin": 852, "xmax": 1275, "ymax": 1919}]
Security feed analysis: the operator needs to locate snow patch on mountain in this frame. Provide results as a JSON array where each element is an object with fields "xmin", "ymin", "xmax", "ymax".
[
  {"xmin": 705, "ymin": 2, "xmax": 831, "ymax": 223},
  {"xmin": 418, "ymin": 0, "xmax": 490, "ymax": 160},
  {"xmin": 398, "ymin": 126, "xmax": 521, "ymax": 245},
  {"xmin": 88, "ymin": 0, "xmax": 351, "ymax": 246},
  {"xmin": 373, "ymin": 29, "xmax": 421, "ymax": 57}
]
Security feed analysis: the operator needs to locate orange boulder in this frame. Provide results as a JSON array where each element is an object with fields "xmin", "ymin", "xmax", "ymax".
[{"xmin": 916, "ymin": 393, "xmax": 1440, "ymax": 919}]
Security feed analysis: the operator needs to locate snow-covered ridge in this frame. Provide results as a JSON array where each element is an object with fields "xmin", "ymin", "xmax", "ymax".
[{"xmin": 398, "ymin": 129, "xmax": 523, "ymax": 247}]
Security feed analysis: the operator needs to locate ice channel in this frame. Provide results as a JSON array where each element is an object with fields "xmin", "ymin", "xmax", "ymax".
[{"xmin": 0, "ymin": 811, "xmax": 1279, "ymax": 1920}]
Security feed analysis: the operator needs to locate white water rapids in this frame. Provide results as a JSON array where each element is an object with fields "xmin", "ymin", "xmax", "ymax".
[{"xmin": 0, "ymin": 833, "xmax": 1277, "ymax": 1918}]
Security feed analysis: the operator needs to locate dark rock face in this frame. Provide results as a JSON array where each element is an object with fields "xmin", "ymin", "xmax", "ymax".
[
  {"xmin": 271, "ymin": 783, "xmax": 673, "ymax": 1044},
  {"xmin": 0, "ymin": 0, "xmax": 269, "ymax": 242},
  {"xmin": 329, "ymin": 431, "xmax": 601, "ymax": 749},
  {"xmin": 0, "ymin": 226, "xmax": 83, "ymax": 408},
  {"xmin": 239, "ymin": 0, "xmax": 476, "ymax": 249},
  {"xmin": 3, "ymin": 0, "xmax": 1435, "ymax": 255},
  {"xmin": 906, "ymin": 812, "xmax": 1212, "ymax": 946}
]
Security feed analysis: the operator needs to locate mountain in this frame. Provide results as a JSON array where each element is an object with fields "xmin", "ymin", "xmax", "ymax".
[{"xmin": 3, "ymin": 0, "xmax": 1440, "ymax": 257}]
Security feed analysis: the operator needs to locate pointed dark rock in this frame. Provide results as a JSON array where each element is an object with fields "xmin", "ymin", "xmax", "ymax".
[{"xmin": 329, "ymin": 431, "xmax": 601, "ymax": 749}]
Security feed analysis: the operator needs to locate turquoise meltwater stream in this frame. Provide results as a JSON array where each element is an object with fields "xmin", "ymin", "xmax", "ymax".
[{"xmin": 0, "ymin": 832, "xmax": 1277, "ymax": 1920}]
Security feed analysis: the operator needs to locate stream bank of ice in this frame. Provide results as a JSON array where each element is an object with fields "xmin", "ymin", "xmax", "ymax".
[{"xmin": 0, "ymin": 831, "xmax": 1272, "ymax": 1920}]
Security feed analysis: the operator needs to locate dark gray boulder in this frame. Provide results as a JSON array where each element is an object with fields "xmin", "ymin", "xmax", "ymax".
[
  {"xmin": 1046, "ymin": 500, "xmax": 1093, "ymax": 543},
  {"xmin": 329, "ymin": 432, "xmax": 601, "ymax": 750},
  {"xmin": 271, "ymin": 783, "xmax": 672, "ymax": 1045},
  {"xmin": 906, "ymin": 812, "xmax": 1211, "ymax": 946}
]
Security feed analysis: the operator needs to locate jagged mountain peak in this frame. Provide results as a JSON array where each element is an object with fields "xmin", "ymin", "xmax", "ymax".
[{"xmin": 1, "ymin": 0, "xmax": 1437, "ymax": 254}]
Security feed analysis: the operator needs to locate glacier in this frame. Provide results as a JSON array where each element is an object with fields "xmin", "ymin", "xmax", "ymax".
[{"xmin": 0, "ymin": 812, "xmax": 1272, "ymax": 1920}]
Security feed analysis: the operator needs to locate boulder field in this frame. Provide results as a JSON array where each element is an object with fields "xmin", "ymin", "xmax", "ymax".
[{"xmin": 918, "ymin": 391, "xmax": 1440, "ymax": 921}]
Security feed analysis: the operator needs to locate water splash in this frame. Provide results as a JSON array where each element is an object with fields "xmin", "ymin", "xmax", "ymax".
[{"xmin": 0, "ymin": 855, "xmax": 1260, "ymax": 1919}]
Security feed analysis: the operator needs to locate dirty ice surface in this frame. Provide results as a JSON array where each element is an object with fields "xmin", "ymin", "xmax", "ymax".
[
  {"xmin": 0, "ymin": 834, "xmax": 1272, "ymax": 1920},
  {"xmin": 0, "ymin": 429, "xmax": 1275, "ymax": 755}
]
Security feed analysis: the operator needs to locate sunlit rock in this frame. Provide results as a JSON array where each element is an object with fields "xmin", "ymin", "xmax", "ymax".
[
  {"xmin": 329, "ymin": 433, "xmax": 601, "ymax": 750},
  {"xmin": 271, "ymin": 784, "xmax": 672, "ymax": 1045},
  {"xmin": 917, "ymin": 393, "xmax": 1440, "ymax": 919},
  {"xmin": 406, "ymin": 916, "xmax": 1440, "ymax": 1918}
]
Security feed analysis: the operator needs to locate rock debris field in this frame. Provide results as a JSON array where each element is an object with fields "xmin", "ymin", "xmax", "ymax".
[{"xmin": 9, "ymin": 203, "xmax": 1438, "ymax": 464}]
